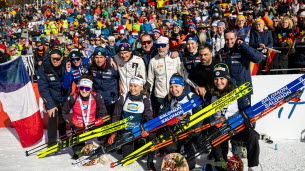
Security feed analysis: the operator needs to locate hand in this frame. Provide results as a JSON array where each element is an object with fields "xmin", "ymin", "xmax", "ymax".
[
  {"xmin": 110, "ymin": 57, "xmax": 118, "ymax": 70},
  {"xmin": 170, "ymin": 51, "xmax": 179, "ymax": 59},
  {"xmin": 195, "ymin": 86, "xmax": 206, "ymax": 97},
  {"xmin": 261, "ymin": 48, "xmax": 267, "ymax": 53},
  {"xmin": 66, "ymin": 61, "xmax": 71, "ymax": 72},
  {"xmin": 259, "ymin": 43, "xmax": 266, "ymax": 49},
  {"xmin": 237, "ymin": 40, "xmax": 243, "ymax": 46},
  {"xmin": 38, "ymin": 61, "xmax": 42, "ymax": 66},
  {"xmin": 177, "ymin": 113, "xmax": 187, "ymax": 120},
  {"xmin": 108, "ymin": 134, "xmax": 116, "ymax": 145},
  {"xmin": 141, "ymin": 131, "xmax": 149, "ymax": 137},
  {"xmin": 47, "ymin": 107, "xmax": 58, "ymax": 117},
  {"xmin": 70, "ymin": 125, "xmax": 77, "ymax": 134}
]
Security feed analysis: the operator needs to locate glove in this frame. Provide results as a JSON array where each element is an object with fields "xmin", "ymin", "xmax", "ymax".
[
  {"xmin": 70, "ymin": 125, "xmax": 77, "ymax": 135},
  {"xmin": 141, "ymin": 131, "xmax": 149, "ymax": 137},
  {"xmin": 108, "ymin": 134, "xmax": 116, "ymax": 145}
]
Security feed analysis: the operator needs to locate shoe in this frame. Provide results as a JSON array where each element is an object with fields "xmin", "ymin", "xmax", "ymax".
[
  {"xmin": 71, "ymin": 154, "xmax": 79, "ymax": 160},
  {"xmin": 248, "ymin": 166, "xmax": 257, "ymax": 171},
  {"xmin": 147, "ymin": 162, "xmax": 156, "ymax": 171}
]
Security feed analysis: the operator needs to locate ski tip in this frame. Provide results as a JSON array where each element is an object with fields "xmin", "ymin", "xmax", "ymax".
[{"xmin": 110, "ymin": 162, "xmax": 115, "ymax": 168}]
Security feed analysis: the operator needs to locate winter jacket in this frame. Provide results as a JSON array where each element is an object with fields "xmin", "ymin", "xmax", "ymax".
[
  {"xmin": 112, "ymin": 92, "xmax": 153, "ymax": 131},
  {"xmin": 37, "ymin": 58, "xmax": 71, "ymax": 110},
  {"xmin": 62, "ymin": 61, "xmax": 89, "ymax": 90},
  {"xmin": 249, "ymin": 29, "xmax": 274, "ymax": 49},
  {"xmin": 89, "ymin": 58, "xmax": 119, "ymax": 106},
  {"xmin": 146, "ymin": 52, "xmax": 197, "ymax": 98},
  {"xmin": 219, "ymin": 42, "xmax": 264, "ymax": 90},
  {"xmin": 62, "ymin": 92, "xmax": 108, "ymax": 128},
  {"xmin": 133, "ymin": 48, "xmax": 158, "ymax": 69},
  {"xmin": 114, "ymin": 54, "xmax": 146, "ymax": 94}
]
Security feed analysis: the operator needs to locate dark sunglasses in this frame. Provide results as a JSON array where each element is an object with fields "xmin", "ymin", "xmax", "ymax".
[
  {"xmin": 113, "ymin": 33, "xmax": 119, "ymax": 35},
  {"xmin": 37, "ymin": 45, "xmax": 42, "ymax": 47},
  {"xmin": 141, "ymin": 41, "xmax": 152, "ymax": 45},
  {"xmin": 71, "ymin": 58, "xmax": 81, "ymax": 61},
  {"xmin": 51, "ymin": 57, "xmax": 61, "ymax": 61},
  {"xmin": 66, "ymin": 44, "xmax": 73, "ymax": 46},
  {"xmin": 109, "ymin": 41, "xmax": 115, "ymax": 43},
  {"xmin": 79, "ymin": 86, "xmax": 91, "ymax": 91},
  {"xmin": 95, "ymin": 38, "xmax": 101, "ymax": 41},
  {"xmin": 156, "ymin": 44, "xmax": 167, "ymax": 48}
]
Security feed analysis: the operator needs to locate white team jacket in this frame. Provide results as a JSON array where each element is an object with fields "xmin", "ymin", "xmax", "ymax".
[
  {"xmin": 114, "ymin": 54, "xmax": 146, "ymax": 94},
  {"xmin": 147, "ymin": 52, "xmax": 197, "ymax": 98}
]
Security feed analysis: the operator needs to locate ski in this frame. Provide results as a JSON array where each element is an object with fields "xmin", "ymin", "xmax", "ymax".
[
  {"xmin": 72, "ymin": 96, "xmax": 203, "ymax": 166},
  {"xmin": 25, "ymin": 115, "xmax": 110, "ymax": 156},
  {"xmin": 112, "ymin": 83, "xmax": 252, "ymax": 167},
  {"xmin": 120, "ymin": 74, "xmax": 305, "ymax": 166},
  {"xmin": 185, "ymin": 89, "xmax": 303, "ymax": 161},
  {"xmin": 36, "ymin": 116, "xmax": 130, "ymax": 158}
]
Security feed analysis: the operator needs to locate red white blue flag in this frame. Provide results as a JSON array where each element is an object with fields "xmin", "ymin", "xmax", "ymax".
[{"xmin": 0, "ymin": 57, "xmax": 43, "ymax": 147}]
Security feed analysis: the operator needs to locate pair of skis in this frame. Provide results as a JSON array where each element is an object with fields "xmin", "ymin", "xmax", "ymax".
[
  {"xmin": 74, "ymin": 82, "xmax": 252, "ymax": 166},
  {"xmin": 112, "ymin": 75, "xmax": 305, "ymax": 167},
  {"xmin": 26, "ymin": 92, "xmax": 202, "ymax": 158}
]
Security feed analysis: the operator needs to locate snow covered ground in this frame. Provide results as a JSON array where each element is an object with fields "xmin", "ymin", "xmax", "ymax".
[{"xmin": 0, "ymin": 128, "xmax": 305, "ymax": 171}]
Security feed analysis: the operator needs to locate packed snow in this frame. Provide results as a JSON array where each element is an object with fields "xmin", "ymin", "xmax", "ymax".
[{"xmin": 0, "ymin": 128, "xmax": 304, "ymax": 171}]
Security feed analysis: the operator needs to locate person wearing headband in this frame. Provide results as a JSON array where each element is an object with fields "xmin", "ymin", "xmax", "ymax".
[
  {"xmin": 158, "ymin": 73, "xmax": 202, "ymax": 170},
  {"xmin": 62, "ymin": 75, "xmax": 108, "ymax": 160},
  {"xmin": 108, "ymin": 75, "xmax": 156, "ymax": 171},
  {"xmin": 37, "ymin": 49, "xmax": 71, "ymax": 147}
]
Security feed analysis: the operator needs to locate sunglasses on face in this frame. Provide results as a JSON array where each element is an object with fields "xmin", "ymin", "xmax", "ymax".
[
  {"xmin": 113, "ymin": 33, "xmax": 119, "ymax": 35},
  {"xmin": 141, "ymin": 40, "xmax": 152, "ymax": 45},
  {"xmin": 51, "ymin": 57, "xmax": 61, "ymax": 61},
  {"xmin": 37, "ymin": 45, "xmax": 42, "ymax": 47},
  {"xmin": 66, "ymin": 44, "xmax": 73, "ymax": 46},
  {"xmin": 156, "ymin": 44, "xmax": 167, "ymax": 48},
  {"xmin": 71, "ymin": 58, "xmax": 81, "ymax": 61},
  {"xmin": 95, "ymin": 39, "xmax": 101, "ymax": 41},
  {"xmin": 79, "ymin": 86, "xmax": 91, "ymax": 91},
  {"xmin": 109, "ymin": 41, "xmax": 115, "ymax": 43}
]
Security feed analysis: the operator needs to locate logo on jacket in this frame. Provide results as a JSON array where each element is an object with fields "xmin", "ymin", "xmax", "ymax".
[
  {"xmin": 81, "ymin": 103, "xmax": 88, "ymax": 110},
  {"xmin": 126, "ymin": 103, "xmax": 139, "ymax": 112}
]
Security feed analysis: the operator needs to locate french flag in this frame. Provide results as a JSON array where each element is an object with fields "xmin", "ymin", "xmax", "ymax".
[{"xmin": 0, "ymin": 57, "xmax": 43, "ymax": 148}]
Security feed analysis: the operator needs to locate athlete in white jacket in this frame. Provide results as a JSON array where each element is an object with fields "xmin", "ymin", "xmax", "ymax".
[
  {"xmin": 146, "ymin": 36, "xmax": 200, "ymax": 99},
  {"xmin": 114, "ymin": 43, "xmax": 146, "ymax": 94}
]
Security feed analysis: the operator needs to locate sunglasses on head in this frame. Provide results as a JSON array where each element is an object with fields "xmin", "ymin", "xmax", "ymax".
[
  {"xmin": 141, "ymin": 40, "xmax": 152, "ymax": 45},
  {"xmin": 79, "ymin": 86, "xmax": 91, "ymax": 91},
  {"xmin": 71, "ymin": 58, "xmax": 81, "ymax": 61},
  {"xmin": 156, "ymin": 44, "xmax": 167, "ymax": 48},
  {"xmin": 51, "ymin": 57, "xmax": 61, "ymax": 61},
  {"xmin": 119, "ymin": 43, "xmax": 130, "ymax": 48},
  {"xmin": 95, "ymin": 47, "xmax": 105, "ymax": 52}
]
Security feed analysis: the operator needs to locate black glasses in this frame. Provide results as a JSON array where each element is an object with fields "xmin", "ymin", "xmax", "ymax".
[
  {"xmin": 156, "ymin": 44, "xmax": 167, "ymax": 48},
  {"xmin": 141, "ymin": 41, "xmax": 152, "ymax": 45},
  {"xmin": 66, "ymin": 44, "xmax": 72, "ymax": 46},
  {"xmin": 71, "ymin": 58, "xmax": 81, "ymax": 61},
  {"xmin": 79, "ymin": 86, "xmax": 91, "ymax": 91}
]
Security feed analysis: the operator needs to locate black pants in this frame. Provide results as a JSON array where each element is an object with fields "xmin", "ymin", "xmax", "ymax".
[
  {"xmin": 209, "ymin": 128, "xmax": 260, "ymax": 167},
  {"xmin": 72, "ymin": 126, "xmax": 85, "ymax": 154},
  {"xmin": 47, "ymin": 104, "xmax": 67, "ymax": 146}
]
